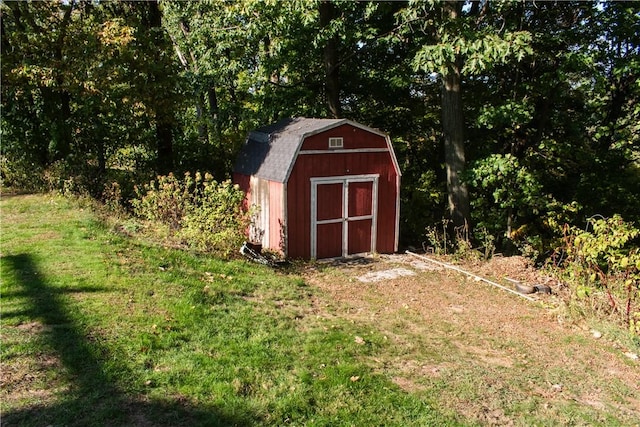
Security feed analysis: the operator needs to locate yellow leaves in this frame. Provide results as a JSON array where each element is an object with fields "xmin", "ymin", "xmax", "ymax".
[
  {"xmin": 12, "ymin": 65, "xmax": 56, "ymax": 87},
  {"xmin": 131, "ymin": 101, "xmax": 148, "ymax": 118},
  {"xmin": 99, "ymin": 19, "xmax": 135, "ymax": 47},
  {"xmin": 620, "ymin": 256, "xmax": 629, "ymax": 269}
]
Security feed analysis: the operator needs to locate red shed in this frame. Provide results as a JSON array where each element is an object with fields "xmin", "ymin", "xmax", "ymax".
[{"xmin": 233, "ymin": 117, "xmax": 400, "ymax": 260}]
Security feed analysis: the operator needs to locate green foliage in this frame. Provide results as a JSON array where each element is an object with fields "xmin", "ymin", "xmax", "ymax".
[
  {"xmin": 400, "ymin": 169, "xmax": 445, "ymax": 245},
  {"xmin": 132, "ymin": 172, "xmax": 248, "ymax": 257},
  {"xmin": 425, "ymin": 219, "xmax": 453, "ymax": 256},
  {"xmin": 558, "ymin": 215, "xmax": 640, "ymax": 335},
  {"xmin": 132, "ymin": 173, "xmax": 192, "ymax": 229},
  {"xmin": 0, "ymin": 156, "xmax": 47, "ymax": 192},
  {"xmin": 180, "ymin": 178, "xmax": 248, "ymax": 258},
  {"xmin": 466, "ymin": 154, "xmax": 581, "ymax": 257},
  {"xmin": 2, "ymin": 0, "xmax": 639, "ymax": 268},
  {"xmin": 465, "ymin": 154, "xmax": 534, "ymax": 249},
  {"xmin": 413, "ymin": 30, "xmax": 533, "ymax": 77},
  {"xmin": 467, "ymin": 154, "xmax": 544, "ymax": 213}
]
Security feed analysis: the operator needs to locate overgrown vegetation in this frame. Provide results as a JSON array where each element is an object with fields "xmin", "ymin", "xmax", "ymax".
[
  {"xmin": 423, "ymin": 213, "xmax": 640, "ymax": 338},
  {"xmin": 3, "ymin": 194, "xmax": 639, "ymax": 426},
  {"xmin": 131, "ymin": 172, "xmax": 249, "ymax": 257},
  {"xmin": 554, "ymin": 216, "xmax": 640, "ymax": 336}
]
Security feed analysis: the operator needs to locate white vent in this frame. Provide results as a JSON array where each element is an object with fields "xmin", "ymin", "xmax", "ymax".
[{"xmin": 328, "ymin": 137, "xmax": 343, "ymax": 148}]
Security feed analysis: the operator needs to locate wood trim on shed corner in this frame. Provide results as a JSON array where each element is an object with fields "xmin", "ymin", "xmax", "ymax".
[
  {"xmin": 383, "ymin": 134, "xmax": 402, "ymax": 253},
  {"xmin": 395, "ymin": 173, "xmax": 400, "ymax": 252},
  {"xmin": 282, "ymin": 183, "xmax": 288, "ymax": 257}
]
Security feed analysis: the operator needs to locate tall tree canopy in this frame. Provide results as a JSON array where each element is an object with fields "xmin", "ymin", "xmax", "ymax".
[{"xmin": 1, "ymin": 0, "xmax": 638, "ymax": 254}]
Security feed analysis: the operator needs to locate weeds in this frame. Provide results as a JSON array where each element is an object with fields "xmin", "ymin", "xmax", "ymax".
[
  {"xmin": 554, "ymin": 215, "xmax": 640, "ymax": 336},
  {"xmin": 132, "ymin": 172, "xmax": 249, "ymax": 258},
  {"xmin": 425, "ymin": 219, "xmax": 495, "ymax": 261},
  {"xmin": 424, "ymin": 219, "xmax": 453, "ymax": 255}
]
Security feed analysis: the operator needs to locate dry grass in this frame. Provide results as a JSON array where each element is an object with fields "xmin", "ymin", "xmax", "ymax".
[
  {"xmin": 303, "ymin": 254, "xmax": 640, "ymax": 425},
  {"xmin": 3, "ymin": 193, "xmax": 639, "ymax": 426}
]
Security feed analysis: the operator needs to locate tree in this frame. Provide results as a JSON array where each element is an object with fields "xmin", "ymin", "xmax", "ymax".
[
  {"xmin": 456, "ymin": 2, "xmax": 638, "ymax": 251},
  {"xmin": 2, "ymin": 0, "xmax": 638, "ymax": 258},
  {"xmin": 397, "ymin": 0, "xmax": 532, "ymax": 230},
  {"xmin": 319, "ymin": 0, "xmax": 340, "ymax": 118},
  {"xmin": 1, "ymin": 1, "xmax": 75, "ymax": 166},
  {"xmin": 130, "ymin": 0, "xmax": 180, "ymax": 174},
  {"xmin": 439, "ymin": 1, "xmax": 468, "ymax": 230}
]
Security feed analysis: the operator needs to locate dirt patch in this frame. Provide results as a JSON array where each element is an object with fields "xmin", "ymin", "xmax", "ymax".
[
  {"xmin": 357, "ymin": 267, "xmax": 416, "ymax": 283},
  {"xmin": 303, "ymin": 253, "xmax": 640, "ymax": 424},
  {"xmin": 1, "ymin": 330, "xmax": 66, "ymax": 409}
]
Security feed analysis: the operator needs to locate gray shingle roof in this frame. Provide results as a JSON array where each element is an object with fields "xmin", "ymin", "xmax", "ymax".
[{"xmin": 234, "ymin": 117, "xmax": 348, "ymax": 183}]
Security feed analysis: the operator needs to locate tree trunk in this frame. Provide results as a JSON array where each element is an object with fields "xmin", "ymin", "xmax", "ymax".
[
  {"xmin": 147, "ymin": 0, "xmax": 174, "ymax": 174},
  {"xmin": 195, "ymin": 92, "xmax": 209, "ymax": 142},
  {"xmin": 156, "ymin": 119, "xmax": 173, "ymax": 174},
  {"xmin": 41, "ymin": 87, "xmax": 72, "ymax": 163},
  {"xmin": 319, "ymin": 1, "xmax": 340, "ymax": 118},
  {"xmin": 441, "ymin": 1, "xmax": 470, "ymax": 229},
  {"xmin": 207, "ymin": 86, "xmax": 219, "ymax": 136}
]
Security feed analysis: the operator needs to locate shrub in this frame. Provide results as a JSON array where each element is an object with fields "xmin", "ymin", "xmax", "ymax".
[
  {"xmin": 0, "ymin": 156, "xmax": 47, "ymax": 192},
  {"xmin": 132, "ymin": 172, "xmax": 249, "ymax": 258},
  {"xmin": 180, "ymin": 178, "xmax": 249, "ymax": 258},
  {"xmin": 466, "ymin": 153, "xmax": 581, "ymax": 257},
  {"xmin": 556, "ymin": 215, "xmax": 640, "ymax": 335},
  {"xmin": 132, "ymin": 173, "xmax": 191, "ymax": 229}
]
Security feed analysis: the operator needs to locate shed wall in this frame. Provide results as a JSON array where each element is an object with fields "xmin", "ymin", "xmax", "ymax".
[
  {"xmin": 233, "ymin": 173, "xmax": 251, "ymax": 210},
  {"xmin": 267, "ymin": 180, "xmax": 285, "ymax": 252},
  {"xmin": 287, "ymin": 150, "xmax": 398, "ymax": 259},
  {"xmin": 233, "ymin": 173, "xmax": 285, "ymax": 253},
  {"xmin": 301, "ymin": 124, "xmax": 388, "ymax": 150}
]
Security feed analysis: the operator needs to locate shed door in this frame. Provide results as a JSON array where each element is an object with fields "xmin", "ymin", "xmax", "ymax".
[{"xmin": 311, "ymin": 175, "xmax": 378, "ymax": 259}]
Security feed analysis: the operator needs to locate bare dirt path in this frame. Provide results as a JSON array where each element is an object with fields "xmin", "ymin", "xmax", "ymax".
[{"xmin": 303, "ymin": 254, "xmax": 640, "ymax": 425}]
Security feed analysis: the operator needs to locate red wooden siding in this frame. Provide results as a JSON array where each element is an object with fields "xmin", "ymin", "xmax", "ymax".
[
  {"xmin": 301, "ymin": 124, "xmax": 387, "ymax": 150},
  {"xmin": 316, "ymin": 223, "xmax": 343, "ymax": 259},
  {"xmin": 348, "ymin": 219, "xmax": 373, "ymax": 255},
  {"xmin": 317, "ymin": 183, "xmax": 343, "ymax": 221},
  {"xmin": 287, "ymin": 150, "xmax": 398, "ymax": 259},
  {"xmin": 347, "ymin": 181, "xmax": 374, "ymax": 255},
  {"xmin": 233, "ymin": 173, "xmax": 251, "ymax": 210},
  {"xmin": 348, "ymin": 181, "xmax": 373, "ymax": 217}
]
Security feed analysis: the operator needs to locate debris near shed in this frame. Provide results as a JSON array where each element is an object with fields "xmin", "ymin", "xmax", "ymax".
[
  {"xmin": 406, "ymin": 251, "xmax": 539, "ymax": 302},
  {"xmin": 240, "ymin": 241, "xmax": 288, "ymax": 268},
  {"xmin": 505, "ymin": 277, "xmax": 553, "ymax": 295},
  {"xmin": 475, "ymin": 255, "xmax": 555, "ymax": 289}
]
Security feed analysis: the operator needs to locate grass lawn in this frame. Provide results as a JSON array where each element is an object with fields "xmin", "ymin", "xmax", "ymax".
[
  {"xmin": 1, "ymin": 194, "xmax": 453, "ymax": 426},
  {"xmin": 2, "ymin": 193, "xmax": 639, "ymax": 426}
]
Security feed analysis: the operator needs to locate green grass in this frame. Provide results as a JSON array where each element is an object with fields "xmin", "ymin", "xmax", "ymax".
[
  {"xmin": 4, "ymin": 193, "xmax": 639, "ymax": 426},
  {"xmin": 1, "ymin": 194, "xmax": 457, "ymax": 426}
]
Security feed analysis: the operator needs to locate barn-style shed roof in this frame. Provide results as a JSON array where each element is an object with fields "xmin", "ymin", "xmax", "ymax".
[{"xmin": 233, "ymin": 117, "xmax": 390, "ymax": 183}]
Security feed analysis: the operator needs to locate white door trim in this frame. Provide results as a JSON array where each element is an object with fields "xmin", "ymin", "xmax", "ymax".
[{"xmin": 310, "ymin": 174, "xmax": 379, "ymax": 259}]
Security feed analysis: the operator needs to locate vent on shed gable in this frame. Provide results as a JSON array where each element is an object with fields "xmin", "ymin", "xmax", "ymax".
[{"xmin": 328, "ymin": 137, "xmax": 343, "ymax": 149}]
